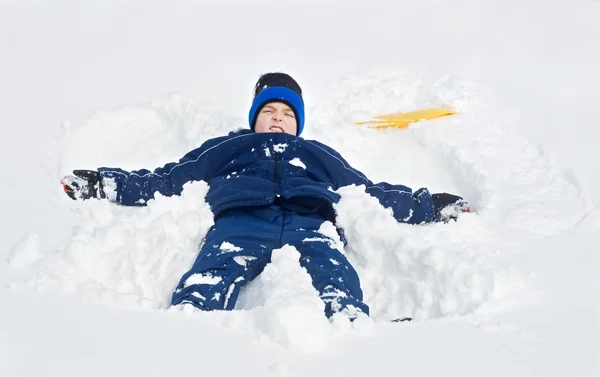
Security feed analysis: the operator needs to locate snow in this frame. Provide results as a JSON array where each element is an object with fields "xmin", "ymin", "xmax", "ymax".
[
  {"xmin": 274, "ymin": 143, "xmax": 289, "ymax": 153},
  {"xmin": 2, "ymin": 0, "xmax": 600, "ymax": 376},
  {"xmin": 302, "ymin": 221, "xmax": 345, "ymax": 252},
  {"xmin": 289, "ymin": 158, "xmax": 306, "ymax": 169},
  {"xmin": 185, "ymin": 272, "xmax": 223, "ymax": 287},
  {"xmin": 220, "ymin": 241, "xmax": 244, "ymax": 253},
  {"xmin": 8, "ymin": 233, "xmax": 42, "ymax": 268},
  {"xmin": 233, "ymin": 255, "xmax": 258, "ymax": 267}
]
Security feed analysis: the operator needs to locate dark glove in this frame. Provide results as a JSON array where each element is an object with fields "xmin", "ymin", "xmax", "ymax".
[
  {"xmin": 61, "ymin": 170, "xmax": 104, "ymax": 200},
  {"xmin": 432, "ymin": 193, "xmax": 470, "ymax": 222}
]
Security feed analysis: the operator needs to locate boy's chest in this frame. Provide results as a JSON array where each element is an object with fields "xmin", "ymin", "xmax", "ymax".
[{"xmin": 210, "ymin": 135, "xmax": 334, "ymax": 181}]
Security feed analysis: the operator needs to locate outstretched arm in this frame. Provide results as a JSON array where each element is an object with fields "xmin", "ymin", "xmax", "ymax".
[
  {"xmin": 97, "ymin": 146, "xmax": 209, "ymax": 206},
  {"xmin": 61, "ymin": 134, "xmax": 229, "ymax": 206},
  {"xmin": 308, "ymin": 140, "xmax": 468, "ymax": 224}
]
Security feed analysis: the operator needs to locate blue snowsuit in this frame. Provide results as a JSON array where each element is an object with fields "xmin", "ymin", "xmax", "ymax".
[{"xmin": 98, "ymin": 130, "xmax": 436, "ymax": 317}]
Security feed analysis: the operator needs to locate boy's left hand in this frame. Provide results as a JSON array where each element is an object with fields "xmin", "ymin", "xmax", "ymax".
[{"xmin": 432, "ymin": 193, "xmax": 470, "ymax": 222}]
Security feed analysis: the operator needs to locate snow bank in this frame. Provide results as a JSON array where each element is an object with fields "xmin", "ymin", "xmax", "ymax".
[
  {"xmin": 336, "ymin": 184, "xmax": 520, "ymax": 320},
  {"xmin": 10, "ymin": 70, "xmax": 595, "ymax": 350},
  {"xmin": 242, "ymin": 245, "xmax": 332, "ymax": 352},
  {"xmin": 307, "ymin": 71, "xmax": 595, "ymax": 235},
  {"xmin": 8, "ymin": 233, "xmax": 43, "ymax": 268},
  {"xmin": 25, "ymin": 182, "xmax": 213, "ymax": 310},
  {"xmin": 50, "ymin": 93, "xmax": 237, "ymax": 179}
]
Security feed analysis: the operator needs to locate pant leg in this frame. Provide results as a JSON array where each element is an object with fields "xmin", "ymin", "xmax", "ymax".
[
  {"xmin": 171, "ymin": 207, "xmax": 281, "ymax": 311},
  {"xmin": 281, "ymin": 210, "xmax": 369, "ymax": 318}
]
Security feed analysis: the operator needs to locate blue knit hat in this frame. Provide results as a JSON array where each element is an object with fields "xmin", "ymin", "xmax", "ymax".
[{"xmin": 248, "ymin": 72, "xmax": 305, "ymax": 136}]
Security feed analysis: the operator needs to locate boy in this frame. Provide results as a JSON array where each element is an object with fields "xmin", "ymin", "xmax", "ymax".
[{"xmin": 62, "ymin": 72, "xmax": 469, "ymax": 320}]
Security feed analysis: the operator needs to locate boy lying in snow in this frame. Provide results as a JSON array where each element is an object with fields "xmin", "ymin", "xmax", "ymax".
[{"xmin": 61, "ymin": 72, "xmax": 469, "ymax": 320}]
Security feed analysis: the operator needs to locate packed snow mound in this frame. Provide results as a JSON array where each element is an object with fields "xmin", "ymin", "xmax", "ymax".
[
  {"xmin": 52, "ymin": 93, "xmax": 236, "ymax": 178},
  {"xmin": 308, "ymin": 71, "xmax": 595, "ymax": 235},
  {"xmin": 336, "ymin": 184, "xmax": 527, "ymax": 320},
  {"xmin": 26, "ymin": 182, "xmax": 213, "ymax": 309},
  {"xmin": 9, "ymin": 70, "xmax": 595, "ymax": 349},
  {"xmin": 8, "ymin": 233, "xmax": 43, "ymax": 268}
]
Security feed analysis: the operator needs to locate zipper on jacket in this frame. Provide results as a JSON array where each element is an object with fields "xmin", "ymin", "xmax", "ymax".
[{"xmin": 273, "ymin": 133, "xmax": 280, "ymax": 197}]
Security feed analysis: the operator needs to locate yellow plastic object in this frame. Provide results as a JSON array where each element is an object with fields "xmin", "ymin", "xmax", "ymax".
[{"xmin": 355, "ymin": 107, "xmax": 457, "ymax": 129}]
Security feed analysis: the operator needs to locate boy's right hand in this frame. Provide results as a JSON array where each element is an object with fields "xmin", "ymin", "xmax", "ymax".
[{"xmin": 61, "ymin": 170, "xmax": 103, "ymax": 200}]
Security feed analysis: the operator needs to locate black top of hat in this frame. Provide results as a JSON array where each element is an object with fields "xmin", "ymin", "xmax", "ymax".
[{"xmin": 254, "ymin": 72, "xmax": 302, "ymax": 99}]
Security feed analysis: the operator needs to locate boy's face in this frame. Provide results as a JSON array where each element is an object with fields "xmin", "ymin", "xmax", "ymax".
[{"xmin": 254, "ymin": 102, "xmax": 298, "ymax": 136}]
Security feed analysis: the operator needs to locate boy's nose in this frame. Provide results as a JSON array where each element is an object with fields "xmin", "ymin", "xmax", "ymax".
[{"xmin": 272, "ymin": 113, "xmax": 282, "ymax": 121}]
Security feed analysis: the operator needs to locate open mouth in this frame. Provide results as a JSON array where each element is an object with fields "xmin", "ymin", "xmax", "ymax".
[{"xmin": 270, "ymin": 126, "xmax": 284, "ymax": 133}]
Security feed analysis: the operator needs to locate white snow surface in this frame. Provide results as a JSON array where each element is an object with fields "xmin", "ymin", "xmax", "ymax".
[
  {"xmin": 289, "ymin": 157, "xmax": 306, "ymax": 169},
  {"xmin": 2, "ymin": 1, "xmax": 600, "ymax": 376}
]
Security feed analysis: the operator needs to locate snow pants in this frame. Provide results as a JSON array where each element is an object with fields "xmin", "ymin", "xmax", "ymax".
[{"xmin": 171, "ymin": 205, "xmax": 369, "ymax": 318}]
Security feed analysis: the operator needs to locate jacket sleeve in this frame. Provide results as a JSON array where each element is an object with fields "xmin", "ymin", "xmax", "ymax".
[
  {"xmin": 97, "ymin": 136, "xmax": 225, "ymax": 206},
  {"xmin": 311, "ymin": 140, "xmax": 436, "ymax": 224}
]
